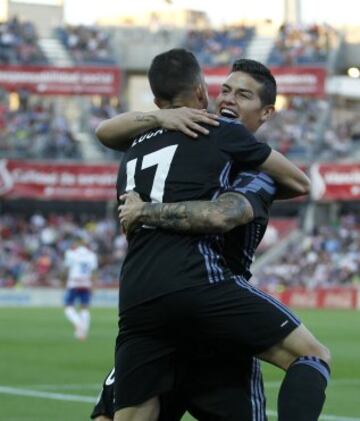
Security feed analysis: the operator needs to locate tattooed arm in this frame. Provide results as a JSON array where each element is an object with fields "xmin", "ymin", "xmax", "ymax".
[
  {"xmin": 95, "ymin": 108, "xmax": 219, "ymax": 151},
  {"xmin": 119, "ymin": 191, "xmax": 254, "ymax": 236}
]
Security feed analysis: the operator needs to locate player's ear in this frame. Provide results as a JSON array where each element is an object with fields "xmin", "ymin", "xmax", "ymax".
[
  {"xmin": 154, "ymin": 98, "xmax": 162, "ymax": 108},
  {"xmin": 154, "ymin": 97, "xmax": 170, "ymax": 109},
  {"xmin": 195, "ymin": 84, "xmax": 203, "ymax": 100},
  {"xmin": 261, "ymin": 105, "xmax": 275, "ymax": 123},
  {"xmin": 195, "ymin": 83, "xmax": 208, "ymax": 107}
]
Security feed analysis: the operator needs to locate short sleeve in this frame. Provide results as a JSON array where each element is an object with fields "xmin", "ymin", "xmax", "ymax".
[
  {"xmin": 217, "ymin": 119, "xmax": 271, "ymax": 167},
  {"xmin": 225, "ymin": 170, "xmax": 277, "ymax": 219}
]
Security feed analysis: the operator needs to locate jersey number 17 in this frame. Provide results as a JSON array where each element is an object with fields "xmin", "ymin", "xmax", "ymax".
[{"xmin": 125, "ymin": 145, "xmax": 178, "ymax": 203}]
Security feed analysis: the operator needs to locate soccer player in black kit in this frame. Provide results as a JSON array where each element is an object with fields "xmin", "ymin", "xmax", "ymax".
[
  {"xmin": 92, "ymin": 167, "xmax": 274, "ymax": 421},
  {"xmin": 95, "ymin": 51, "xmax": 331, "ymax": 421},
  {"xmin": 92, "ymin": 60, "xmax": 277, "ymax": 421}
]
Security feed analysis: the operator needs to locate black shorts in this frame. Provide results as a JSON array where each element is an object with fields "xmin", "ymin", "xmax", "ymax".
[
  {"xmin": 115, "ymin": 278, "xmax": 300, "ymax": 410},
  {"xmin": 91, "ymin": 357, "xmax": 267, "ymax": 421}
]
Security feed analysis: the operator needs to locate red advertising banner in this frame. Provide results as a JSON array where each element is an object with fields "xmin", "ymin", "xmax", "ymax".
[
  {"xmin": 311, "ymin": 163, "xmax": 360, "ymax": 201},
  {"xmin": 2, "ymin": 160, "xmax": 358, "ymax": 202},
  {"xmin": 203, "ymin": 67, "xmax": 229, "ymax": 97},
  {"xmin": 0, "ymin": 65, "xmax": 121, "ymax": 96},
  {"xmin": 262, "ymin": 287, "xmax": 359, "ymax": 309},
  {"xmin": 204, "ymin": 66, "xmax": 326, "ymax": 97},
  {"xmin": 271, "ymin": 67, "xmax": 326, "ymax": 96},
  {"xmin": 0, "ymin": 159, "xmax": 119, "ymax": 201}
]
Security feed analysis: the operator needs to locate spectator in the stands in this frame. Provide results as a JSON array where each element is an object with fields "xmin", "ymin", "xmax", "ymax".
[
  {"xmin": 0, "ymin": 213, "xmax": 126, "ymax": 288},
  {"xmin": 256, "ymin": 96, "xmax": 328, "ymax": 161},
  {"xmin": 0, "ymin": 95, "xmax": 82, "ymax": 160},
  {"xmin": 56, "ymin": 25, "xmax": 116, "ymax": 66},
  {"xmin": 254, "ymin": 214, "xmax": 360, "ymax": 289},
  {"xmin": 0, "ymin": 16, "xmax": 47, "ymax": 65},
  {"xmin": 268, "ymin": 22, "xmax": 337, "ymax": 66},
  {"xmin": 183, "ymin": 24, "xmax": 254, "ymax": 66}
]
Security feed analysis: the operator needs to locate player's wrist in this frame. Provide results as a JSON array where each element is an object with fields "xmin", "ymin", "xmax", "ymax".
[
  {"xmin": 136, "ymin": 202, "xmax": 150, "ymax": 223},
  {"xmin": 139, "ymin": 202, "xmax": 162, "ymax": 225},
  {"xmin": 147, "ymin": 110, "xmax": 162, "ymax": 127}
]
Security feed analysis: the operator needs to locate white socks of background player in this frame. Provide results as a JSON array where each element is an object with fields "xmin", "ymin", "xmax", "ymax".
[
  {"xmin": 65, "ymin": 306, "xmax": 82, "ymax": 329},
  {"xmin": 80, "ymin": 309, "xmax": 90, "ymax": 335},
  {"xmin": 65, "ymin": 307, "xmax": 90, "ymax": 339}
]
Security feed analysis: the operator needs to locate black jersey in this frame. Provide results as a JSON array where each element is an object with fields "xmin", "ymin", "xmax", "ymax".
[
  {"xmin": 223, "ymin": 170, "xmax": 277, "ymax": 280},
  {"xmin": 117, "ymin": 118, "xmax": 271, "ymax": 311}
]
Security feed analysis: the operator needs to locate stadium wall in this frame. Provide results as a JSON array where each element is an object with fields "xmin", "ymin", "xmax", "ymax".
[
  {"xmin": 0, "ymin": 288, "xmax": 118, "ymax": 307},
  {"xmin": 0, "ymin": 288, "xmax": 359, "ymax": 309}
]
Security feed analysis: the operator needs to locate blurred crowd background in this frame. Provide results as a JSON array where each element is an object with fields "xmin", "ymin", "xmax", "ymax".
[{"xmin": 1, "ymin": 0, "xmax": 359, "ymax": 292}]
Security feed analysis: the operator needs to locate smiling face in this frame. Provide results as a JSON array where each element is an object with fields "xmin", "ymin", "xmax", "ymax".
[{"xmin": 215, "ymin": 71, "xmax": 275, "ymax": 133}]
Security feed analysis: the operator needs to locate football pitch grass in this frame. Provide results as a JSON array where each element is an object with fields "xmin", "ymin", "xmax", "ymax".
[{"xmin": 0, "ymin": 307, "xmax": 359, "ymax": 420}]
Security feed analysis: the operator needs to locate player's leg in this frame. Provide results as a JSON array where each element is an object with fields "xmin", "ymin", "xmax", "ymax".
[
  {"xmin": 91, "ymin": 366, "xmax": 187, "ymax": 421},
  {"xmin": 64, "ymin": 288, "xmax": 83, "ymax": 338},
  {"xmin": 64, "ymin": 305, "xmax": 81, "ymax": 328},
  {"xmin": 91, "ymin": 368, "xmax": 115, "ymax": 420},
  {"xmin": 258, "ymin": 324, "xmax": 331, "ymax": 421},
  {"xmin": 114, "ymin": 397, "xmax": 159, "ymax": 421},
  {"xmin": 258, "ymin": 323, "xmax": 330, "ymax": 370},
  {"xmin": 185, "ymin": 355, "xmax": 267, "ymax": 421},
  {"xmin": 230, "ymin": 277, "xmax": 331, "ymax": 421},
  {"xmin": 79, "ymin": 289, "xmax": 92, "ymax": 339},
  {"xmin": 93, "ymin": 358, "xmax": 267, "ymax": 421},
  {"xmin": 113, "ymin": 299, "xmax": 178, "ymax": 421},
  {"xmin": 194, "ymin": 279, "xmax": 330, "ymax": 421}
]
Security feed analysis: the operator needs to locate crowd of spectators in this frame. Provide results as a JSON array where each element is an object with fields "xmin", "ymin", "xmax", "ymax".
[
  {"xmin": 183, "ymin": 24, "xmax": 254, "ymax": 66},
  {"xmin": 56, "ymin": 25, "xmax": 116, "ymax": 66},
  {"xmin": 1, "ymin": 211, "xmax": 358, "ymax": 289},
  {"xmin": 254, "ymin": 213, "xmax": 360, "ymax": 289},
  {"xmin": 0, "ymin": 91, "xmax": 82, "ymax": 160},
  {"xmin": 257, "ymin": 218, "xmax": 298, "ymax": 253},
  {"xmin": 0, "ymin": 16, "xmax": 47, "ymax": 65},
  {"xmin": 257, "ymin": 96, "xmax": 329, "ymax": 161},
  {"xmin": 88, "ymin": 98, "xmax": 122, "ymax": 134},
  {"xmin": 0, "ymin": 213, "xmax": 126, "ymax": 288},
  {"xmin": 256, "ymin": 98, "xmax": 360, "ymax": 162},
  {"xmin": 322, "ymin": 112, "xmax": 360, "ymax": 159},
  {"xmin": 268, "ymin": 23, "xmax": 338, "ymax": 66},
  {"xmin": 87, "ymin": 97, "xmax": 124, "ymax": 160}
]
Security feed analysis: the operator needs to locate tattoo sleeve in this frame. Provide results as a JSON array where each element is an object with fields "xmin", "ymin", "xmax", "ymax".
[{"xmin": 138, "ymin": 193, "xmax": 254, "ymax": 234}]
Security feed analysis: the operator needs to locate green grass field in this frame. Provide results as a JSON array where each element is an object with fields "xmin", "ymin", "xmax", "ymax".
[{"xmin": 0, "ymin": 308, "xmax": 359, "ymax": 420}]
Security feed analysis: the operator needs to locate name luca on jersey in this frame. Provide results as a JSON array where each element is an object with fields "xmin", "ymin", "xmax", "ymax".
[{"xmin": 132, "ymin": 129, "xmax": 165, "ymax": 147}]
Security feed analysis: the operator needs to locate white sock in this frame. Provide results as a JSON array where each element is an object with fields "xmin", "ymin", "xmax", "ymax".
[
  {"xmin": 64, "ymin": 307, "xmax": 82, "ymax": 329},
  {"xmin": 80, "ymin": 309, "xmax": 90, "ymax": 334}
]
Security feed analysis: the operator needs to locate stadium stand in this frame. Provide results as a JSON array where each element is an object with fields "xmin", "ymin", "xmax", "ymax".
[
  {"xmin": 268, "ymin": 23, "xmax": 339, "ymax": 66},
  {"xmin": 0, "ymin": 92, "xmax": 82, "ymax": 160},
  {"xmin": 86, "ymin": 98, "xmax": 125, "ymax": 160},
  {"xmin": 257, "ymin": 218, "xmax": 298, "ymax": 253},
  {"xmin": 0, "ymin": 16, "xmax": 47, "ymax": 65},
  {"xmin": 322, "ymin": 106, "xmax": 360, "ymax": 160},
  {"xmin": 254, "ymin": 213, "xmax": 360, "ymax": 289},
  {"xmin": 183, "ymin": 24, "xmax": 255, "ymax": 65},
  {"xmin": 0, "ymin": 213, "xmax": 126, "ymax": 288},
  {"xmin": 256, "ymin": 96, "xmax": 329, "ymax": 161},
  {"xmin": 55, "ymin": 25, "xmax": 116, "ymax": 66},
  {"xmin": 1, "ymin": 208, "xmax": 358, "ymax": 290},
  {"xmin": 0, "ymin": 17, "xmax": 359, "ymax": 299}
]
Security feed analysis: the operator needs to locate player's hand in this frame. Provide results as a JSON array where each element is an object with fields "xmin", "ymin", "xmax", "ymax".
[
  {"xmin": 155, "ymin": 107, "xmax": 219, "ymax": 138},
  {"xmin": 118, "ymin": 191, "xmax": 144, "ymax": 237}
]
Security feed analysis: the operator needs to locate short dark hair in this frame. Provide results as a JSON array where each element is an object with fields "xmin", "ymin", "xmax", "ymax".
[
  {"xmin": 231, "ymin": 59, "xmax": 277, "ymax": 106},
  {"xmin": 148, "ymin": 48, "xmax": 202, "ymax": 101}
]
